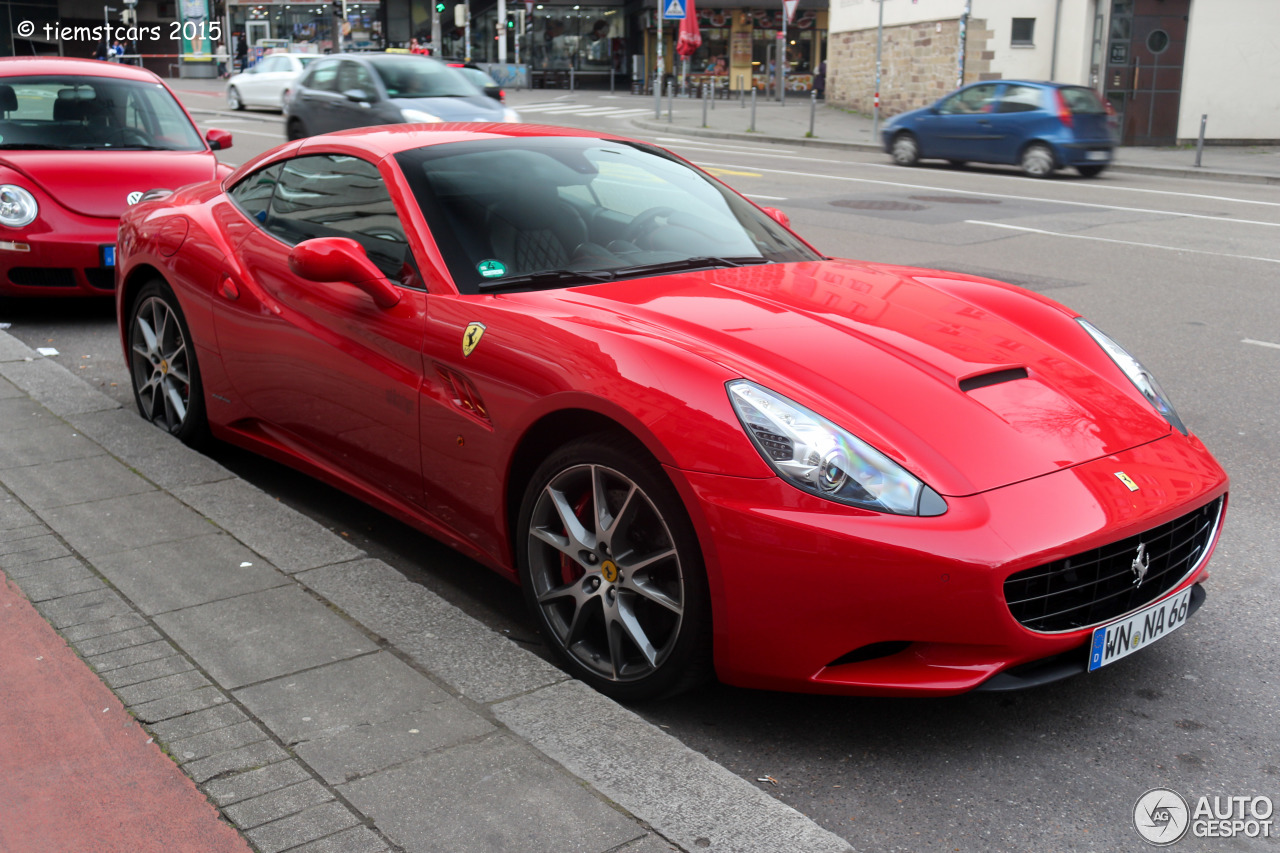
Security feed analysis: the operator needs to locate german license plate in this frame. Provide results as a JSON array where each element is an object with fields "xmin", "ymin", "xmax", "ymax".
[
  {"xmin": 1088, "ymin": 588, "xmax": 1192, "ymax": 672},
  {"xmin": 1085, "ymin": 150, "xmax": 1110, "ymax": 161},
  {"xmin": 101, "ymin": 245, "xmax": 116, "ymax": 267}
]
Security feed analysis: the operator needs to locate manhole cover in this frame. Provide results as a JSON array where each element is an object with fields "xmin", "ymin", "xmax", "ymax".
[
  {"xmin": 829, "ymin": 199, "xmax": 926, "ymax": 211},
  {"xmin": 908, "ymin": 195, "xmax": 1002, "ymax": 204}
]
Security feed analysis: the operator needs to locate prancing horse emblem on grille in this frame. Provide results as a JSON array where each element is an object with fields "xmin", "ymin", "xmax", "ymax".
[{"xmin": 1131, "ymin": 542, "xmax": 1151, "ymax": 587}]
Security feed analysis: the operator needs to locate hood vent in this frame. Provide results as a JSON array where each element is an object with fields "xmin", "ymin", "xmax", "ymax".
[{"xmin": 959, "ymin": 367, "xmax": 1028, "ymax": 393}]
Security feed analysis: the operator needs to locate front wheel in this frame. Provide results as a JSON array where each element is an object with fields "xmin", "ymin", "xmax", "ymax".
[
  {"xmin": 227, "ymin": 86, "xmax": 244, "ymax": 111},
  {"xmin": 891, "ymin": 132, "xmax": 920, "ymax": 166},
  {"xmin": 127, "ymin": 280, "xmax": 209, "ymax": 448},
  {"xmin": 517, "ymin": 434, "xmax": 712, "ymax": 701},
  {"xmin": 1020, "ymin": 143, "xmax": 1056, "ymax": 178}
]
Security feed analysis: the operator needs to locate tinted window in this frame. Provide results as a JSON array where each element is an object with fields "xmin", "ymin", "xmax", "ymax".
[
  {"xmin": 304, "ymin": 61, "xmax": 339, "ymax": 92},
  {"xmin": 367, "ymin": 56, "xmax": 477, "ymax": 98},
  {"xmin": 997, "ymin": 84, "xmax": 1043, "ymax": 113},
  {"xmin": 229, "ymin": 162, "xmax": 283, "ymax": 223},
  {"xmin": 263, "ymin": 154, "xmax": 410, "ymax": 280},
  {"xmin": 336, "ymin": 61, "xmax": 377, "ymax": 95},
  {"xmin": 1060, "ymin": 87, "xmax": 1107, "ymax": 115}
]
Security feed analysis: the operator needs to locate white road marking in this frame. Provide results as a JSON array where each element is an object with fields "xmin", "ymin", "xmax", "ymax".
[
  {"xmin": 1243, "ymin": 338, "xmax": 1280, "ymax": 350},
  {"xmin": 695, "ymin": 161, "xmax": 1280, "ymax": 230},
  {"xmin": 655, "ymin": 136, "xmax": 799, "ymax": 154},
  {"xmin": 743, "ymin": 193, "xmax": 788, "ymax": 200},
  {"xmin": 965, "ymin": 220, "xmax": 1280, "ymax": 264}
]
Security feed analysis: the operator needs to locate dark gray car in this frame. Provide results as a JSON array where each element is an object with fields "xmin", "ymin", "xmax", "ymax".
[{"xmin": 283, "ymin": 54, "xmax": 519, "ymax": 140}]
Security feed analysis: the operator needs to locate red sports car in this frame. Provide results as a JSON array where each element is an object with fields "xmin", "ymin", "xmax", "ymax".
[
  {"xmin": 115, "ymin": 124, "xmax": 1228, "ymax": 700},
  {"xmin": 0, "ymin": 57, "xmax": 231, "ymax": 296}
]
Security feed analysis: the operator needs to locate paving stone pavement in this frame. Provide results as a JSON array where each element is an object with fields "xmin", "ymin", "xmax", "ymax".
[{"xmin": 0, "ymin": 332, "xmax": 858, "ymax": 853}]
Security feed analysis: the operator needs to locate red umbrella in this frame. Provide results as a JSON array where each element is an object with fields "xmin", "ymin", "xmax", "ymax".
[{"xmin": 675, "ymin": 0, "xmax": 701, "ymax": 58}]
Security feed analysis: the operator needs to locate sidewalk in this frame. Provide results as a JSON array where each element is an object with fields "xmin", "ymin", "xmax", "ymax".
[{"xmin": 0, "ymin": 329, "xmax": 857, "ymax": 853}]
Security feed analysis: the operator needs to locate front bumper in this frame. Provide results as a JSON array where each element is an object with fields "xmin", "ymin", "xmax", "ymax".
[
  {"xmin": 0, "ymin": 208, "xmax": 118, "ymax": 297},
  {"xmin": 675, "ymin": 432, "xmax": 1228, "ymax": 696}
]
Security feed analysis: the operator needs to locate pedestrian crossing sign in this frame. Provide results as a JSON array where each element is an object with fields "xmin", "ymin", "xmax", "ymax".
[{"xmin": 663, "ymin": 0, "xmax": 685, "ymax": 19}]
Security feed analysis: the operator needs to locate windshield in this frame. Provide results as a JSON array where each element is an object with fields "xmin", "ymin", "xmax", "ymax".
[
  {"xmin": 367, "ymin": 56, "xmax": 480, "ymax": 99},
  {"xmin": 395, "ymin": 137, "xmax": 819, "ymax": 294},
  {"xmin": 0, "ymin": 76, "xmax": 205, "ymax": 151}
]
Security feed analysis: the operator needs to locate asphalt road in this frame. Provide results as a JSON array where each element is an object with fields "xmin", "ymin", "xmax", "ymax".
[{"xmin": 5, "ymin": 86, "xmax": 1278, "ymax": 852}]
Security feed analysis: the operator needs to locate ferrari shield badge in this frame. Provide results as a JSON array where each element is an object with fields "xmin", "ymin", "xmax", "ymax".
[
  {"xmin": 462, "ymin": 322, "xmax": 487, "ymax": 357},
  {"xmin": 1114, "ymin": 471, "xmax": 1140, "ymax": 492}
]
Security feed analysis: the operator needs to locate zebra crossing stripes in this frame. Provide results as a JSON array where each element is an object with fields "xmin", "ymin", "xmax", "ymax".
[{"xmin": 514, "ymin": 102, "xmax": 655, "ymax": 118}]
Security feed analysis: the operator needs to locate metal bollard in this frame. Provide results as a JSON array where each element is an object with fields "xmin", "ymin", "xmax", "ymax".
[
  {"xmin": 750, "ymin": 86, "xmax": 757, "ymax": 132},
  {"xmin": 739, "ymin": 76, "xmax": 745, "ymax": 107},
  {"xmin": 610, "ymin": 65, "xmax": 615, "ymax": 94},
  {"xmin": 654, "ymin": 72, "xmax": 661, "ymax": 119},
  {"xmin": 667, "ymin": 80, "xmax": 674, "ymax": 122},
  {"xmin": 1195, "ymin": 114, "xmax": 1208, "ymax": 167},
  {"xmin": 808, "ymin": 90, "xmax": 817, "ymax": 137},
  {"xmin": 702, "ymin": 81, "xmax": 709, "ymax": 127},
  {"xmin": 569, "ymin": 67, "xmax": 575, "ymax": 92}
]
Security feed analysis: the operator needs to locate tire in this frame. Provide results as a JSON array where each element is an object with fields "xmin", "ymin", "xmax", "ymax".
[
  {"xmin": 891, "ymin": 132, "xmax": 920, "ymax": 167},
  {"xmin": 1020, "ymin": 143, "xmax": 1056, "ymax": 178},
  {"xmin": 127, "ymin": 280, "xmax": 209, "ymax": 448},
  {"xmin": 1076, "ymin": 164, "xmax": 1108, "ymax": 177},
  {"xmin": 227, "ymin": 86, "xmax": 244, "ymax": 111},
  {"xmin": 286, "ymin": 117, "xmax": 308, "ymax": 141},
  {"xmin": 517, "ymin": 433, "xmax": 712, "ymax": 702}
]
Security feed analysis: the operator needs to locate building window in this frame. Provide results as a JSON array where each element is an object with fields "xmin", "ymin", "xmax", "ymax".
[{"xmin": 1011, "ymin": 18, "xmax": 1035, "ymax": 47}]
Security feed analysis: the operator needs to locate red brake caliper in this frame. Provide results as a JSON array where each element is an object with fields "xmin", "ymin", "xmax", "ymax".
[{"xmin": 559, "ymin": 491, "xmax": 591, "ymax": 586}]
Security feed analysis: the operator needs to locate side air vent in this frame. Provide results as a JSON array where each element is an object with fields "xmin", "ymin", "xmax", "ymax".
[
  {"xmin": 959, "ymin": 367, "xmax": 1029, "ymax": 393},
  {"xmin": 436, "ymin": 365, "xmax": 490, "ymax": 423}
]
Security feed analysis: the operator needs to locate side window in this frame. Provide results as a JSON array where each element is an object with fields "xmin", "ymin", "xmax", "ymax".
[
  {"xmin": 229, "ymin": 162, "xmax": 283, "ymax": 223},
  {"xmin": 337, "ymin": 62, "xmax": 377, "ymax": 95},
  {"xmin": 264, "ymin": 154, "xmax": 410, "ymax": 281},
  {"xmin": 306, "ymin": 61, "xmax": 339, "ymax": 92},
  {"xmin": 939, "ymin": 84, "xmax": 1000, "ymax": 115},
  {"xmin": 997, "ymin": 84, "xmax": 1043, "ymax": 113}
]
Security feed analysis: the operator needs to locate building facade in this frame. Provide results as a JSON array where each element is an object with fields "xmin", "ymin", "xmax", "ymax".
[{"xmin": 827, "ymin": 0, "xmax": 1280, "ymax": 144}]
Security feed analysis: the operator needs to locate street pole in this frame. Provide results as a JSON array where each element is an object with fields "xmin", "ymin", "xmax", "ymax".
[
  {"xmin": 432, "ymin": 7, "xmax": 441, "ymax": 55},
  {"xmin": 779, "ymin": 10, "xmax": 786, "ymax": 104},
  {"xmin": 464, "ymin": 0, "xmax": 471, "ymax": 61},
  {"xmin": 872, "ymin": 0, "xmax": 883, "ymax": 141},
  {"xmin": 497, "ymin": 0, "xmax": 506, "ymax": 62},
  {"xmin": 655, "ymin": 6, "xmax": 663, "ymax": 117}
]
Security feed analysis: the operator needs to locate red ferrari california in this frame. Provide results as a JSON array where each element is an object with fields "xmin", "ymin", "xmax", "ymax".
[
  {"xmin": 115, "ymin": 124, "xmax": 1227, "ymax": 700},
  {"xmin": 0, "ymin": 57, "xmax": 230, "ymax": 297}
]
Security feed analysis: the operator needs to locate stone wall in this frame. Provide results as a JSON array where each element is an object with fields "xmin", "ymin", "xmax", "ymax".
[{"xmin": 827, "ymin": 18, "xmax": 994, "ymax": 117}]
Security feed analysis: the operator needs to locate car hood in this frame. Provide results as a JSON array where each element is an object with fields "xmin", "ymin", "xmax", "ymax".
[
  {"xmin": 0, "ymin": 150, "xmax": 219, "ymax": 218},
  {"xmin": 533, "ymin": 260, "xmax": 1171, "ymax": 497},
  {"xmin": 392, "ymin": 94, "xmax": 505, "ymax": 121}
]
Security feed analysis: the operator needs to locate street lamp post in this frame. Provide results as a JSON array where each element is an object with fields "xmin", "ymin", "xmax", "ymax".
[{"xmin": 871, "ymin": 0, "xmax": 884, "ymax": 141}]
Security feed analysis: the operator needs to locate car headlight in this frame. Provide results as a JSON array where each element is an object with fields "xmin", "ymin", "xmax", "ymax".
[
  {"xmin": 400, "ymin": 109, "xmax": 442, "ymax": 123},
  {"xmin": 727, "ymin": 379, "xmax": 946, "ymax": 516},
  {"xmin": 1078, "ymin": 318, "xmax": 1187, "ymax": 434},
  {"xmin": 0, "ymin": 185, "xmax": 38, "ymax": 228},
  {"xmin": 502, "ymin": 107, "xmax": 520, "ymax": 123}
]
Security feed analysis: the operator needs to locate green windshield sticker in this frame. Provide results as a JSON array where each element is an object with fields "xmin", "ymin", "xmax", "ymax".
[{"xmin": 477, "ymin": 259, "xmax": 507, "ymax": 279}]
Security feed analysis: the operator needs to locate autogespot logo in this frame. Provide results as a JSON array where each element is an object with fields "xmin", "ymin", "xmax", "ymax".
[{"xmin": 1134, "ymin": 788, "xmax": 1191, "ymax": 846}]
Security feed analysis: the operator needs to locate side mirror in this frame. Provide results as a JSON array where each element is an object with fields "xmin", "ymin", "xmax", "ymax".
[
  {"xmin": 761, "ymin": 206, "xmax": 791, "ymax": 229},
  {"xmin": 206, "ymin": 128, "xmax": 233, "ymax": 151},
  {"xmin": 343, "ymin": 88, "xmax": 374, "ymax": 103},
  {"xmin": 289, "ymin": 237, "xmax": 401, "ymax": 309}
]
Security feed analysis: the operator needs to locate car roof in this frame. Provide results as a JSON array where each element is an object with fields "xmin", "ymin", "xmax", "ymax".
[{"xmin": 0, "ymin": 56, "xmax": 164, "ymax": 84}]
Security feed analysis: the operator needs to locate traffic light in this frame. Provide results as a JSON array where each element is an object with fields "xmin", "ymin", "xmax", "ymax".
[
  {"xmin": 434, "ymin": 1, "xmax": 445, "ymax": 12},
  {"xmin": 332, "ymin": 0, "xmax": 341, "ymax": 18},
  {"xmin": 506, "ymin": 17, "xmax": 514, "ymax": 27}
]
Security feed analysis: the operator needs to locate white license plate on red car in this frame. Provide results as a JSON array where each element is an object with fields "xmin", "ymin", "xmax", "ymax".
[
  {"xmin": 1085, "ymin": 150, "xmax": 1110, "ymax": 161},
  {"xmin": 1087, "ymin": 588, "xmax": 1192, "ymax": 671}
]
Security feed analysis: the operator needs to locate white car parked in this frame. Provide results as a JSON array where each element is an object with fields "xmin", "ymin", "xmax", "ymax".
[{"xmin": 226, "ymin": 53, "xmax": 317, "ymax": 111}]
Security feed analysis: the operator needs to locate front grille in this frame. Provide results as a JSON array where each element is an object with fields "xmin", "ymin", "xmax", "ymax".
[
  {"xmin": 8, "ymin": 267, "xmax": 76, "ymax": 287},
  {"xmin": 84, "ymin": 268, "xmax": 116, "ymax": 290},
  {"xmin": 1004, "ymin": 497, "xmax": 1222, "ymax": 633}
]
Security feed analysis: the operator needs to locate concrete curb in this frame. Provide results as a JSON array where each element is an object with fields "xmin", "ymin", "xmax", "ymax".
[{"xmin": 0, "ymin": 331, "xmax": 857, "ymax": 853}]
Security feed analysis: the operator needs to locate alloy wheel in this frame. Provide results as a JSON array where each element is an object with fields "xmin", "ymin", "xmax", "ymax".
[{"xmin": 130, "ymin": 295, "xmax": 192, "ymax": 434}]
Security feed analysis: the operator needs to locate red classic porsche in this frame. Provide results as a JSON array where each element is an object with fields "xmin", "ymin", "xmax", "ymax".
[
  {"xmin": 115, "ymin": 124, "xmax": 1228, "ymax": 700},
  {"xmin": 0, "ymin": 57, "xmax": 230, "ymax": 296}
]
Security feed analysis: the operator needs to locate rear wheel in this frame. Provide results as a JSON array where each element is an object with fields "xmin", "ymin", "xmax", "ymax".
[
  {"xmin": 1020, "ymin": 143, "xmax": 1056, "ymax": 178},
  {"xmin": 1076, "ymin": 164, "xmax": 1108, "ymax": 177},
  {"xmin": 127, "ymin": 280, "xmax": 208, "ymax": 448},
  {"xmin": 891, "ymin": 132, "xmax": 920, "ymax": 166},
  {"xmin": 517, "ymin": 434, "xmax": 712, "ymax": 701},
  {"xmin": 227, "ymin": 86, "xmax": 244, "ymax": 111}
]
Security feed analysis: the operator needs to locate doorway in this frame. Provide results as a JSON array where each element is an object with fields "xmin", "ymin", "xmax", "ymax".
[{"xmin": 1103, "ymin": 0, "xmax": 1190, "ymax": 146}]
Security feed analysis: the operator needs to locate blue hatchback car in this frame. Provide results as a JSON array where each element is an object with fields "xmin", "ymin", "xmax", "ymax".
[{"xmin": 881, "ymin": 81, "xmax": 1116, "ymax": 178}]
